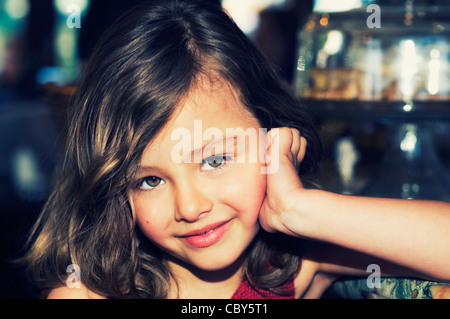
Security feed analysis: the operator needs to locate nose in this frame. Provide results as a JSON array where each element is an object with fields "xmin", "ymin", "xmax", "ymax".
[{"xmin": 173, "ymin": 180, "xmax": 213, "ymax": 223}]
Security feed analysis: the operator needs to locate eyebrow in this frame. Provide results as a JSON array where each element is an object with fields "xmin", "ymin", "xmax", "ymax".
[
  {"xmin": 136, "ymin": 164, "xmax": 164, "ymax": 176},
  {"xmin": 137, "ymin": 135, "xmax": 238, "ymax": 174},
  {"xmin": 192, "ymin": 135, "xmax": 237, "ymax": 159}
]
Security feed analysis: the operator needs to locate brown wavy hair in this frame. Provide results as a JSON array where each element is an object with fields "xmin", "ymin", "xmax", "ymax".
[{"xmin": 21, "ymin": 0, "xmax": 322, "ymax": 298}]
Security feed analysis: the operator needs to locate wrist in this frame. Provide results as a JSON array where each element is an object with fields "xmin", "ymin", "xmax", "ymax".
[{"xmin": 281, "ymin": 188, "xmax": 333, "ymax": 240}]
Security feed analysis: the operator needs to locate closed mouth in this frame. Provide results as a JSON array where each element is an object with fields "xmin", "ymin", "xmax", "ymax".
[{"xmin": 177, "ymin": 219, "xmax": 233, "ymax": 248}]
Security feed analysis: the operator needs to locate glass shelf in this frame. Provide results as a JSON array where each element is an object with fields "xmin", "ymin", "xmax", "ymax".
[
  {"xmin": 295, "ymin": 2, "xmax": 450, "ymax": 201},
  {"xmin": 301, "ymin": 99, "xmax": 450, "ymax": 121},
  {"xmin": 301, "ymin": 98, "xmax": 450, "ymax": 201}
]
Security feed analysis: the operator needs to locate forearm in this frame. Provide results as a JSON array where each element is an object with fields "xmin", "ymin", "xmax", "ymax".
[{"xmin": 284, "ymin": 189, "xmax": 450, "ymax": 281}]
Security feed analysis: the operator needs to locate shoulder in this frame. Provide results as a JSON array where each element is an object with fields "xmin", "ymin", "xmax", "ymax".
[
  {"xmin": 293, "ymin": 258, "xmax": 319, "ymax": 298},
  {"xmin": 293, "ymin": 241, "xmax": 375, "ymax": 298},
  {"xmin": 293, "ymin": 258, "xmax": 339, "ymax": 299},
  {"xmin": 47, "ymin": 284, "xmax": 106, "ymax": 299}
]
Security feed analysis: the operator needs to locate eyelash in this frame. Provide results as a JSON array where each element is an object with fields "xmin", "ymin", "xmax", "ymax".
[
  {"xmin": 201, "ymin": 155, "xmax": 231, "ymax": 172},
  {"xmin": 136, "ymin": 155, "xmax": 232, "ymax": 192}
]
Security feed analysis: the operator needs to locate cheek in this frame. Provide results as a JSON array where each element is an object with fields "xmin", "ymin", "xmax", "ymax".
[
  {"xmin": 220, "ymin": 164, "xmax": 267, "ymax": 223},
  {"xmin": 133, "ymin": 195, "xmax": 171, "ymax": 244}
]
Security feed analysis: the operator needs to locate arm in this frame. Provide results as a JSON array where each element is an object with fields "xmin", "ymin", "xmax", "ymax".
[
  {"xmin": 287, "ymin": 190, "xmax": 450, "ymax": 281},
  {"xmin": 259, "ymin": 127, "xmax": 450, "ymax": 281}
]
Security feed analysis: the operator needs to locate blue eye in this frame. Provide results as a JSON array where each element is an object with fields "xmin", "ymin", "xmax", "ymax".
[
  {"xmin": 201, "ymin": 156, "xmax": 229, "ymax": 171},
  {"xmin": 140, "ymin": 176, "xmax": 165, "ymax": 190}
]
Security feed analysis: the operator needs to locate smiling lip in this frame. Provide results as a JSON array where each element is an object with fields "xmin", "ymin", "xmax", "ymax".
[{"xmin": 177, "ymin": 219, "xmax": 233, "ymax": 248}]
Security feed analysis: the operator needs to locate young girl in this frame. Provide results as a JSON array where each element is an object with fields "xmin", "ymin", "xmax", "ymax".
[{"xmin": 22, "ymin": 0, "xmax": 450, "ymax": 299}]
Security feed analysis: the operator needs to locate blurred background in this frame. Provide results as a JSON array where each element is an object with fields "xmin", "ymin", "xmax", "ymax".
[{"xmin": 0, "ymin": 0, "xmax": 449, "ymax": 298}]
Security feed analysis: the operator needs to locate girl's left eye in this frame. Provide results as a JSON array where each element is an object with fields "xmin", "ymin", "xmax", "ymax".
[
  {"xmin": 140, "ymin": 176, "xmax": 166, "ymax": 190},
  {"xmin": 201, "ymin": 156, "xmax": 230, "ymax": 171}
]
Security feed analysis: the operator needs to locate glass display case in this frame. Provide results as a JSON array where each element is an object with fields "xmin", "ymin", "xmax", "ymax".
[{"xmin": 295, "ymin": 0, "xmax": 450, "ymax": 201}]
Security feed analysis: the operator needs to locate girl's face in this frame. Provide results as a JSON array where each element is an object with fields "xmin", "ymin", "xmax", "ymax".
[{"xmin": 131, "ymin": 78, "xmax": 267, "ymax": 272}]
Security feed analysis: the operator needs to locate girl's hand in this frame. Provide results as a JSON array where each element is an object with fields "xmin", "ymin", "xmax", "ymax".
[{"xmin": 258, "ymin": 127, "xmax": 308, "ymax": 236}]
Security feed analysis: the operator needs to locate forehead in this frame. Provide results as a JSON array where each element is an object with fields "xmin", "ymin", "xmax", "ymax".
[
  {"xmin": 152, "ymin": 77, "xmax": 258, "ymax": 138},
  {"xmin": 140, "ymin": 76, "xmax": 261, "ymax": 160},
  {"xmin": 184, "ymin": 75, "xmax": 247, "ymax": 114}
]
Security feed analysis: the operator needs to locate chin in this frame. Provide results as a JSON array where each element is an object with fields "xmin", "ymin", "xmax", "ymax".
[
  {"xmin": 167, "ymin": 227, "xmax": 259, "ymax": 274},
  {"xmin": 170, "ymin": 244, "xmax": 249, "ymax": 276},
  {"xmin": 197, "ymin": 256, "xmax": 240, "ymax": 271}
]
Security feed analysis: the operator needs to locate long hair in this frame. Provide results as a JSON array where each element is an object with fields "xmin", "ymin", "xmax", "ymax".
[{"xmin": 22, "ymin": 0, "xmax": 322, "ymax": 298}]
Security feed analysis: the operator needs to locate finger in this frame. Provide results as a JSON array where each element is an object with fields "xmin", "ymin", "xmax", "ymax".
[
  {"xmin": 268, "ymin": 127, "xmax": 292, "ymax": 157},
  {"xmin": 289, "ymin": 128, "xmax": 301, "ymax": 167},
  {"xmin": 265, "ymin": 128, "xmax": 303, "ymax": 188},
  {"xmin": 297, "ymin": 136, "xmax": 307, "ymax": 166},
  {"xmin": 266, "ymin": 127, "xmax": 304, "ymax": 171},
  {"xmin": 287, "ymin": 129, "xmax": 308, "ymax": 170}
]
